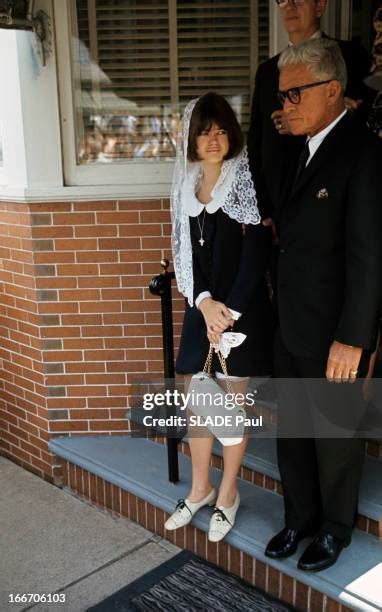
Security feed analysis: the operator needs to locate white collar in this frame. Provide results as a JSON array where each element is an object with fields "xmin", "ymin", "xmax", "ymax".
[
  {"xmin": 182, "ymin": 158, "xmax": 238, "ymax": 217},
  {"xmin": 306, "ymin": 109, "xmax": 347, "ymax": 163},
  {"xmin": 288, "ymin": 29, "xmax": 322, "ymax": 47}
]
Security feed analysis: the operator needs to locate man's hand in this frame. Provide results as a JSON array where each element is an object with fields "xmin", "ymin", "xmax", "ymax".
[
  {"xmin": 271, "ymin": 110, "xmax": 292, "ymax": 135},
  {"xmin": 326, "ymin": 341, "xmax": 362, "ymax": 383},
  {"xmin": 199, "ymin": 298, "xmax": 234, "ymax": 344},
  {"xmin": 262, "ymin": 217, "xmax": 278, "ymax": 242}
]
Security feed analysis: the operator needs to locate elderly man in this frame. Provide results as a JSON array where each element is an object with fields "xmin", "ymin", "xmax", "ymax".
[
  {"xmin": 248, "ymin": 0, "xmax": 370, "ymax": 219},
  {"xmin": 265, "ymin": 39, "xmax": 381, "ymax": 571}
]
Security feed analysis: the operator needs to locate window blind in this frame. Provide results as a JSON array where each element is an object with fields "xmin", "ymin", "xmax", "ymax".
[{"xmin": 73, "ymin": 0, "xmax": 269, "ymax": 162}]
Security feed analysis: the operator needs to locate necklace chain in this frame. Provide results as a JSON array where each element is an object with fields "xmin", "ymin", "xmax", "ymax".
[{"xmin": 196, "ymin": 207, "xmax": 207, "ymax": 246}]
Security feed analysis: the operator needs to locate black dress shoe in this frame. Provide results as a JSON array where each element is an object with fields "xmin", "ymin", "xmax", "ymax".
[
  {"xmin": 298, "ymin": 532, "xmax": 350, "ymax": 572},
  {"xmin": 265, "ymin": 527, "xmax": 314, "ymax": 559}
]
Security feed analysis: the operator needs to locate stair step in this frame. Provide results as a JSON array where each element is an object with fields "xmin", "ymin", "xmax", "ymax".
[
  {"xmin": 210, "ymin": 436, "xmax": 382, "ymax": 527},
  {"xmin": 127, "ymin": 408, "xmax": 382, "ymax": 533},
  {"xmin": 50, "ymin": 435, "xmax": 382, "ymax": 612},
  {"xmin": 177, "ymin": 434, "xmax": 382, "ymax": 535}
]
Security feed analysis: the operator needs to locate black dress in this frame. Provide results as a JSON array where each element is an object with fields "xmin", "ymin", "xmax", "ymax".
[{"xmin": 175, "ymin": 207, "xmax": 273, "ymax": 376}]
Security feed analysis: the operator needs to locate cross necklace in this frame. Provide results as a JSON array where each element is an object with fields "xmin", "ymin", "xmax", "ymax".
[{"xmin": 196, "ymin": 207, "xmax": 207, "ymax": 246}]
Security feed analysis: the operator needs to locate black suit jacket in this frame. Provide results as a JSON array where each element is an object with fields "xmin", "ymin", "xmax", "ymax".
[
  {"xmin": 275, "ymin": 114, "xmax": 382, "ymax": 359},
  {"xmin": 247, "ymin": 36, "xmax": 371, "ymax": 218}
]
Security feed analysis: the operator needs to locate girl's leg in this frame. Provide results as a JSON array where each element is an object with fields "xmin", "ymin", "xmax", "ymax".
[
  {"xmin": 215, "ymin": 377, "xmax": 249, "ymax": 507},
  {"xmin": 184, "ymin": 374, "xmax": 215, "ymax": 502}
]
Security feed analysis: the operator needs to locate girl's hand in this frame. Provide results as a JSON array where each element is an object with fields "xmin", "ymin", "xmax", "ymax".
[
  {"xmin": 207, "ymin": 328, "xmax": 221, "ymax": 346},
  {"xmin": 199, "ymin": 297, "xmax": 234, "ymax": 342}
]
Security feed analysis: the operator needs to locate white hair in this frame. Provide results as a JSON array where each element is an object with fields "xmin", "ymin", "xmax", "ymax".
[{"xmin": 278, "ymin": 39, "xmax": 347, "ymax": 94}]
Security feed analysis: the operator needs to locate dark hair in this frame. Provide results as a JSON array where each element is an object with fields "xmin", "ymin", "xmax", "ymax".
[{"xmin": 187, "ymin": 92, "xmax": 244, "ymax": 162}]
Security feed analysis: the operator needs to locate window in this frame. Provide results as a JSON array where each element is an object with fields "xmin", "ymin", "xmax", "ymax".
[{"xmin": 56, "ymin": 0, "xmax": 269, "ymax": 188}]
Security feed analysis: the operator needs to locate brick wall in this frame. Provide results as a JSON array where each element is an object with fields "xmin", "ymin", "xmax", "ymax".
[{"xmin": 0, "ymin": 199, "xmax": 184, "ymax": 480}]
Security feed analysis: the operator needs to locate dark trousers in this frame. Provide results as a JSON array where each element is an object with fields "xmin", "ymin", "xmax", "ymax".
[{"xmin": 274, "ymin": 328, "xmax": 368, "ymax": 541}]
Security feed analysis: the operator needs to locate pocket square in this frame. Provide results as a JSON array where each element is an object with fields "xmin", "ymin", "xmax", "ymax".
[{"xmin": 316, "ymin": 188, "xmax": 329, "ymax": 199}]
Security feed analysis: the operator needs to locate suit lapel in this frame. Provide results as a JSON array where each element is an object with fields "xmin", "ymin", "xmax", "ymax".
[{"xmin": 287, "ymin": 114, "xmax": 350, "ymax": 204}]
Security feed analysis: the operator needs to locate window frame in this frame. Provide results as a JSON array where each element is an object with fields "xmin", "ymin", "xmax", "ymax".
[{"xmin": 54, "ymin": 0, "xmax": 269, "ymax": 193}]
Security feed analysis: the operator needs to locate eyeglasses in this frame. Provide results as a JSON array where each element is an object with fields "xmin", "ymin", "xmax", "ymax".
[
  {"xmin": 277, "ymin": 80, "xmax": 332, "ymax": 105},
  {"xmin": 275, "ymin": 0, "xmax": 306, "ymax": 7}
]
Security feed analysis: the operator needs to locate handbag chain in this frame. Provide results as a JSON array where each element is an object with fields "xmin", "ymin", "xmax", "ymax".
[{"xmin": 202, "ymin": 344, "xmax": 233, "ymax": 393}]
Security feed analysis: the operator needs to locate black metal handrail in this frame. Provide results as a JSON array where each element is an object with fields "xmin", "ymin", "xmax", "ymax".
[{"xmin": 149, "ymin": 259, "xmax": 179, "ymax": 483}]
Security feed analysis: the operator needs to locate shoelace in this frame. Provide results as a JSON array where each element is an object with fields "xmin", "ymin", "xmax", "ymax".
[
  {"xmin": 175, "ymin": 498, "xmax": 192, "ymax": 516},
  {"xmin": 211, "ymin": 507, "xmax": 232, "ymax": 525}
]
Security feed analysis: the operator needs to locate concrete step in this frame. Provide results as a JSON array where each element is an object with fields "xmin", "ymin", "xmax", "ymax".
[
  {"xmin": 127, "ymin": 404, "xmax": 382, "ymax": 535},
  {"xmin": 49, "ymin": 435, "xmax": 382, "ymax": 612},
  {"xmin": 207, "ymin": 435, "xmax": 382, "ymax": 535}
]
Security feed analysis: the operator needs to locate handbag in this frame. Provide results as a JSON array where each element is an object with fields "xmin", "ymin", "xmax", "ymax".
[{"xmin": 186, "ymin": 345, "xmax": 246, "ymax": 446}]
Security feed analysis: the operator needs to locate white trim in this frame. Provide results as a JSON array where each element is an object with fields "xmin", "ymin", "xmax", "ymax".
[
  {"xmin": 268, "ymin": 0, "xmax": 288, "ymax": 56},
  {"xmin": 55, "ymin": 0, "xmax": 177, "ymax": 190},
  {"xmin": 0, "ymin": 183, "xmax": 171, "ymax": 202}
]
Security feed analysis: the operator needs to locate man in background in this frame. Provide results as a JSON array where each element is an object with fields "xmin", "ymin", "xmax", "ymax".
[{"xmin": 248, "ymin": 0, "xmax": 370, "ymax": 220}]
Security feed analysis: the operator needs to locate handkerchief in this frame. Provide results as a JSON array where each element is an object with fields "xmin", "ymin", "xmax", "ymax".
[{"xmin": 212, "ymin": 332, "xmax": 247, "ymax": 358}]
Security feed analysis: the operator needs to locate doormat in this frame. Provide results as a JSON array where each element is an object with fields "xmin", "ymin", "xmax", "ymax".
[{"xmin": 87, "ymin": 550, "xmax": 292, "ymax": 611}]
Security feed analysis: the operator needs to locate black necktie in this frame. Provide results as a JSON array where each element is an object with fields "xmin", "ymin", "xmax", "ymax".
[{"xmin": 293, "ymin": 140, "xmax": 310, "ymax": 187}]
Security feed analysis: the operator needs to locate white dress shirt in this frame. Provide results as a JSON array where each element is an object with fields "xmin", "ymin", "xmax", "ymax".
[{"xmin": 305, "ymin": 109, "xmax": 347, "ymax": 166}]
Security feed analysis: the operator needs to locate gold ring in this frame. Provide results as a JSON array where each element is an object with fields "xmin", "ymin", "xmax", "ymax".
[{"xmin": 350, "ymin": 370, "xmax": 358, "ymax": 375}]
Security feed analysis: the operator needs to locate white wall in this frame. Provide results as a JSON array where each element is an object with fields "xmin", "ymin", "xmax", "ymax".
[{"xmin": 0, "ymin": 0, "xmax": 63, "ymax": 198}]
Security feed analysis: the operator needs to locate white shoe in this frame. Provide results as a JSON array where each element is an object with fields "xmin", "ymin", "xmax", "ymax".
[
  {"xmin": 165, "ymin": 488, "xmax": 217, "ymax": 531},
  {"xmin": 208, "ymin": 492, "xmax": 240, "ymax": 542}
]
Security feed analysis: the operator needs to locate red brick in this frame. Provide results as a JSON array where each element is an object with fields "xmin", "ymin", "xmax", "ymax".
[
  {"xmin": 326, "ymin": 598, "xmax": 341, "ymax": 612},
  {"xmin": 268, "ymin": 566, "xmax": 281, "ymax": 599},
  {"xmin": 295, "ymin": 581, "xmax": 309, "ymax": 611},
  {"xmin": 96, "ymin": 476, "xmax": 105, "ymax": 507},
  {"xmin": 105, "ymin": 480, "xmax": 113, "ymax": 510},
  {"xmin": 66, "ymin": 362, "xmax": 106, "ymax": 374},
  {"xmin": 140, "ymin": 210, "xmax": 170, "ymax": 223},
  {"xmin": 75, "ymin": 224, "xmax": 118, "ymax": 238},
  {"xmin": 311, "ymin": 590, "xmax": 324, "ymax": 611},
  {"xmin": 120, "ymin": 249, "xmax": 161, "ymax": 263},
  {"xmin": 50, "ymin": 421, "xmax": 89, "ymax": 432},
  {"xmin": 73, "ymin": 201, "xmax": 117, "ymax": 211},
  {"xmin": 185, "ymin": 524, "xmax": 196, "ymax": 553},
  {"xmin": 130, "ymin": 493, "xmax": 138, "ymax": 522},
  {"xmin": 30, "ymin": 202, "xmax": 71, "ymax": 212},
  {"xmin": 112, "ymin": 485, "xmax": 121, "ymax": 515},
  {"xmin": 89, "ymin": 420, "xmax": 129, "ymax": 431},
  {"xmin": 96, "ymin": 211, "xmax": 139, "ymax": 224},
  {"xmin": 77, "ymin": 251, "xmax": 119, "ymax": 263},
  {"xmin": 34, "ymin": 252, "xmax": 75, "ymax": 264},
  {"xmin": 229, "ymin": 547, "xmax": 241, "ymax": 576},
  {"xmin": 32, "ymin": 226, "xmax": 73, "ymax": 238},
  {"xmin": 39, "ymin": 302, "xmax": 78, "ymax": 314},
  {"xmin": 100, "ymin": 263, "xmax": 141, "ymax": 275},
  {"xmin": 121, "ymin": 489, "xmax": 129, "ymax": 516},
  {"xmin": 55, "ymin": 238, "xmax": 98, "ymax": 251},
  {"xmin": 36, "ymin": 277, "xmax": 77, "ymax": 290},
  {"xmin": 119, "ymin": 199, "xmax": 160, "ymax": 211},
  {"xmin": 217, "ymin": 541, "xmax": 229, "ymax": 571},
  {"xmin": 254, "ymin": 559, "xmax": 266, "ymax": 591},
  {"xmin": 78, "ymin": 276, "xmax": 120, "ymax": 288},
  {"xmin": 53, "ymin": 212, "xmax": 96, "ymax": 226},
  {"xmin": 80, "ymin": 301, "xmax": 123, "ymax": 313},
  {"xmin": 88, "ymin": 397, "xmax": 127, "ymax": 408}
]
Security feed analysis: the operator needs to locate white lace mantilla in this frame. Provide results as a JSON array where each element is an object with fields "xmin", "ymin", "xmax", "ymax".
[{"xmin": 171, "ymin": 98, "xmax": 260, "ymax": 307}]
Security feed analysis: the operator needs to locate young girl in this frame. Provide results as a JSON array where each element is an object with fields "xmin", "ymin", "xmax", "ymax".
[{"xmin": 166, "ymin": 92, "xmax": 272, "ymax": 542}]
